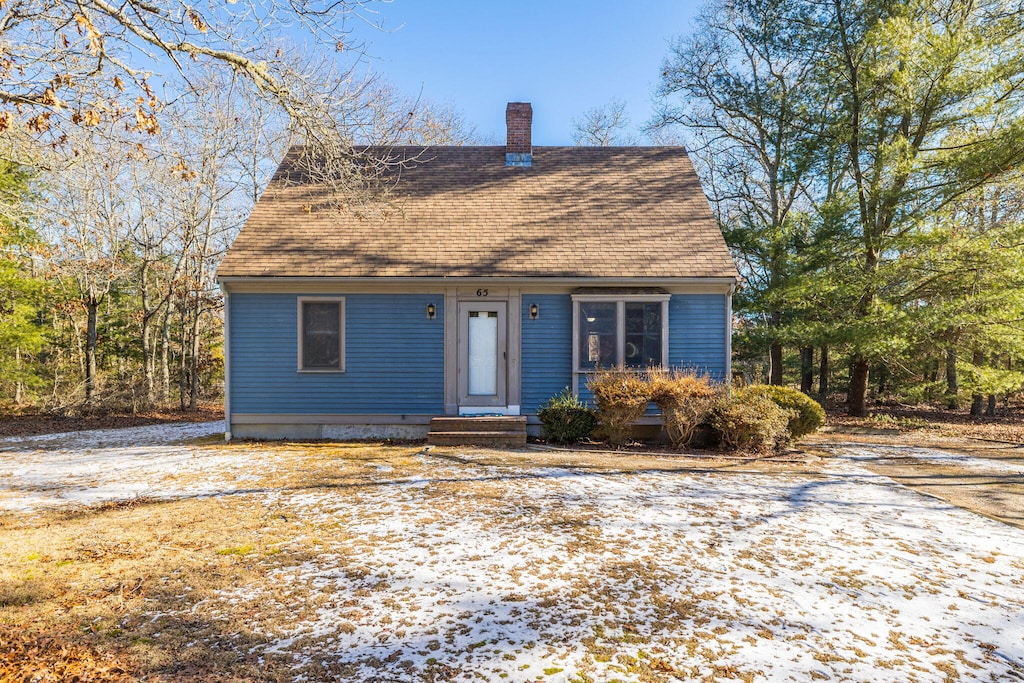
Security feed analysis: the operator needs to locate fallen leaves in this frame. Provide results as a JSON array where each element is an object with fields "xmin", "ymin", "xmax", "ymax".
[{"xmin": 0, "ymin": 627, "xmax": 137, "ymax": 682}]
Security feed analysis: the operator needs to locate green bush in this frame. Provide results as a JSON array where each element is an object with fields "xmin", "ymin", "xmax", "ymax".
[
  {"xmin": 537, "ymin": 388, "xmax": 597, "ymax": 443},
  {"xmin": 648, "ymin": 369, "xmax": 721, "ymax": 448},
  {"xmin": 587, "ymin": 369, "xmax": 651, "ymax": 445},
  {"xmin": 739, "ymin": 385, "xmax": 826, "ymax": 439},
  {"xmin": 709, "ymin": 393, "xmax": 794, "ymax": 454}
]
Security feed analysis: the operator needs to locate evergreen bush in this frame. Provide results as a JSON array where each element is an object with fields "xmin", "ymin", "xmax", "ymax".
[
  {"xmin": 709, "ymin": 393, "xmax": 794, "ymax": 454},
  {"xmin": 536, "ymin": 388, "xmax": 597, "ymax": 443},
  {"xmin": 739, "ymin": 385, "xmax": 826, "ymax": 439}
]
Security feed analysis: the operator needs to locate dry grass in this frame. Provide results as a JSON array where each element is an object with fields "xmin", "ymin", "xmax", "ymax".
[
  {"xmin": 0, "ymin": 441, "xmax": 428, "ymax": 682},
  {"xmin": 2, "ymin": 436, "xmax": 1021, "ymax": 682},
  {"xmin": 0, "ymin": 441, "xmax": 816, "ymax": 682}
]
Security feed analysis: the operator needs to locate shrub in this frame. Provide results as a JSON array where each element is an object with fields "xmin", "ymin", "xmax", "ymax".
[
  {"xmin": 648, "ymin": 369, "xmax": 721, "ymax": 448},
  {"xmin": 537, "ymin": 388, "xmax": 597, "ymax": 443},
  {"xmin": 739, "ymin": 385, "xmax": 826, "ymax": 439},
  {"xmin": 587, "ymin": 369, "xmax": 651, "ymax": 445},
  {"xmin": 709, "ymin": 393, "xmax": 794, "ymax": 454}
]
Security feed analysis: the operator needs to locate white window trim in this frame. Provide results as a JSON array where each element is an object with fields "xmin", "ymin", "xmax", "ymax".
[
  {"xmin": 297, "ymin": 297, "xmax": 346, "ymax": 373},
  {"xmin": 571, "ymin": 294, "xmax": 670, "ymax": 376}
]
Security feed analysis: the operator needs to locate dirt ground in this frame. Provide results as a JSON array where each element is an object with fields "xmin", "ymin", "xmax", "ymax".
[
  {"xmin": 827, "ymin": 403, "xmax": 1024, "ymax": 444},
  {"xmin": 0, "ymin": 405, "xmax": 223, "ymax": 438}
]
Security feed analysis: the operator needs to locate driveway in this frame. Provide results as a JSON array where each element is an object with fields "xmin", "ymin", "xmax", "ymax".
[
  {"xmin": 1, "ymin": 424, "xmax": 1023, "ymax": 682},
  {"xmin": 807, "ymin": 435, "xmax": 1024, "ymax": 529}
]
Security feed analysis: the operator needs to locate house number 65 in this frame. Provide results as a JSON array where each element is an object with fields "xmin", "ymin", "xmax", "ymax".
[{"xmin": 476, "ymin": 289, "xmax": 489, "ymax": 297}]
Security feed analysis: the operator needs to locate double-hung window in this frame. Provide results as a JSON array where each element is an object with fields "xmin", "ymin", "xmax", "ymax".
[
  {"xmin": 297, "ymin": 297, "xmax": 345, "ymax": 372},
  {"xmin": 572, "ymin": 292, "xmax": 670, "ymax": 373}
]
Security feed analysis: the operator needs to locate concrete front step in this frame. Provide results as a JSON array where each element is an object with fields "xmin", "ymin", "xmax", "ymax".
[
  {"xmin": 427, "ymin": 430, "xmax": 527, "ymax": 447},
  {"xmin": 429, "ymin": 416, "xmax": 527, "ymax": 433}
]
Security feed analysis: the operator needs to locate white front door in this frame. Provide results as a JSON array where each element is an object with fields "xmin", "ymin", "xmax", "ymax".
[{"xmin": 457, "ymin": 301, "xmax": 507, "ymax": 408}]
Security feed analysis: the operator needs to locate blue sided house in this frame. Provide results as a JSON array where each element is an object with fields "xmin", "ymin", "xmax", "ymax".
[{"xmin": 216, "ymin": 102, "xmax": 739, "ymax": 440}]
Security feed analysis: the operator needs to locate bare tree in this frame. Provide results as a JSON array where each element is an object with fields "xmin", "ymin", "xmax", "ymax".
[
  {"xmin": 572, "ymin": 99, "xmax": 638, "ymax": 146},
  {"xmin": 0, "ymin": 0, "xmax": 417, "ymax": 225},
  {"xmin": 0, "ymin": 0, "xmax": 378, "ymax": 138},
  {"xmin": 42, "ymin": 127, "xmax": 135, "ymax": 405}
]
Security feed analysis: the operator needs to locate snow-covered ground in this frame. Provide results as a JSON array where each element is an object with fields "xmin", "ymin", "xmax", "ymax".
[
  {"xmin": 1, "ymin": 425, "xmax": 1023, "ymax": 681},
  {"xmin": 0, "ymin": 421, "xmax": 231, "ymax": 510}
]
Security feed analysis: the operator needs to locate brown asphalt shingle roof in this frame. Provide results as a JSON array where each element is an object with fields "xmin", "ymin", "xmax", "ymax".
[{"xmin": 217, "ymin": 146, "xmax": 738, "ymax": 280}]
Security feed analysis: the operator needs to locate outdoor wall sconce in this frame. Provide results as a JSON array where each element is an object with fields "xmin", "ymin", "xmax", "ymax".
[
  {"xmin": 426, "ymin": 303, "xmax": 436, "ymax": 319},
  {"xmin": 529, "ymin": 303, "xmax": 539, "ymax": 319}
]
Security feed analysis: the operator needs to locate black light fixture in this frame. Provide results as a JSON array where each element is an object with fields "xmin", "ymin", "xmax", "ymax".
[
  {"xmin": 529, "ymin": 303, "xmax": 539, "ymax": 319},
  {"xmin": 426, "ymin": 303, "xmax": 436, "ymax": 319}
]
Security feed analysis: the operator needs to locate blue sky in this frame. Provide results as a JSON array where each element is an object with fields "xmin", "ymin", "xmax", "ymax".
[{"xmin": 349, "ymin": 1, "xmax": 703, "ymax": 144}]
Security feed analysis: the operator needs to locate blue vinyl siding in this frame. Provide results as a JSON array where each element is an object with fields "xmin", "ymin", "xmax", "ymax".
[
  {"xmin": 520, "ymin": 295, "xmax": 573, "ymax": 414},
  {"xmin": 230, "ymin": 293, "xmax": 444, "ymax": 414},
  {"xmin": 669, "ymin": 294, "xmax": 728, "ymax": 381}
]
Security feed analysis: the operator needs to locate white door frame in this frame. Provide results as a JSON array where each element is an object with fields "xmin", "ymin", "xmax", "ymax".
[{"xmin": 443, "ymin": 288, "xmax": 521, "ymax": 416}]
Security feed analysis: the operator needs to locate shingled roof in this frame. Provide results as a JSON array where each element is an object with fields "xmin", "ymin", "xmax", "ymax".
[{"xmin": 217, "ymin": 145, "xmax": 738, "ymax": 280}]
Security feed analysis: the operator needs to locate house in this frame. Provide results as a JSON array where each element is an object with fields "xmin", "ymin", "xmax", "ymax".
[{"xmin": 216, "ymin": 103, "xmax": 738, "ymax": 441}]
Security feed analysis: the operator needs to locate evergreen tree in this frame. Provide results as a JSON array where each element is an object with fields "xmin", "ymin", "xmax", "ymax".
[{"xmin": 0, "ymin": 162, "xmax": 47, "ymax": 404}]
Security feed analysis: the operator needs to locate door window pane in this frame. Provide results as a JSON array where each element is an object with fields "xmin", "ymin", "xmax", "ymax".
[
  {"xmin": 468, "ymin": 311, "xmax": 498, "ymax": 395},
  {"xmin": 624, "ymin": 302, "xmax": 662, "ymax": 368},
  {"xmin": 578, "ymin": 302, "xmax": 617, "ymax": 370},
  {"xmin": 302, "ymin": 302, "xmax": 341, "ymax": 369}
]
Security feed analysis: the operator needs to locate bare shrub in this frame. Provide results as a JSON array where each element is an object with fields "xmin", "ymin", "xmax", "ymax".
[
  {"xmin": 648, "ymin": 369, "xmax": 721, "ymax": 448},
  {"xmin": 587, "ymin": 369, "xmax": 651, "ymax": 445}
]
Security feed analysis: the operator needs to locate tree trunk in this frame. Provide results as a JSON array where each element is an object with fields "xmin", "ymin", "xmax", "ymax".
[
  {"xmin": 14, "ymin": 346, "xmax": 22, "ymax": 405},
  {"xmin": 768, "ymin": 310, "xmax": 783, "ymax": 385},
  {"xmin": 160, "ymin": 309, "xmax": 171, "ymax": 402},
  {"xmin": 848, "ymin": 357, "xmax": 869, "ymax": 417},
  {"xmin": 970, "ymin": 394, "xmax": 985, "ymax": 416},
  {"xmin": 944, "ymin": 348, "xmax": 959, "ymax": 409},
  {"xmin": 800, "ymin": 347, "xmax": 814, "ymax": 393},
  {"xmin": 817, "ymin": 345, "xmax": 829, "ymax": 405},
  {"xmin": 769, "ymin": 342, "xmax": 784, "ymax": 385},
  {"xmin": 986, "ymin": 394, "xmax": 997, "ymax": 417},
  {"xmin": 85, "ymin": 297, "xmax": 99, "ymax": 406},
  {"xmin": 178, "ymin": 306, "xmax": 188, "ymax": 411},
  {"xmin": 142, "ymin": 318, "xmax": 155, "ymax": 405},
  {"xmin": 189, "ymin": 303, "xmax": 201, "ymax": 410},
  {"xmin": 970, "ymin": 350, "xmax": 985, "ymax": 416}
]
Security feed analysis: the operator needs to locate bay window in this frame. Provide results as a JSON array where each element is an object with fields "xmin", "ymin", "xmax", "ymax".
[{"xmin": 572, "ymin": 292, "xmax": 670, "ymax": 372}]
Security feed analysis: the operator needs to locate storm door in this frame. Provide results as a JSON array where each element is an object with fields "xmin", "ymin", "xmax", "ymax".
[{"xmin": 457, "ymin": 301, "xmax": 507, "ymax": 408}]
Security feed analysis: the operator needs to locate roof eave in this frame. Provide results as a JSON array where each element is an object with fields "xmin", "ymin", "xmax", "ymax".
[{"xmin": 218, "ymin": 274, "xmax": 738, "ymax": 294}]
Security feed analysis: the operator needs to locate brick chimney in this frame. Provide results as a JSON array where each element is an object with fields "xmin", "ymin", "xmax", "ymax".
[{"xmin": 505, "ymin": 102, "xmax": 532, "ymax": 167}]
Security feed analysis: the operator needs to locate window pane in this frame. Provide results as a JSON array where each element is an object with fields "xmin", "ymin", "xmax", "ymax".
[
  {"xmin": 468, "ymin": 310, "xmax": 498, "ymax": 395},
  {"xmin": 303, "ymin": 302, "xmax": 340, "ymax": 369},
  {"xmin": 578, "ymin": 302, "xmax": 617, "ymax": 370},
  {"xmin": 624, "ymin": 302, "xmax": 662, "ymax": 368}
]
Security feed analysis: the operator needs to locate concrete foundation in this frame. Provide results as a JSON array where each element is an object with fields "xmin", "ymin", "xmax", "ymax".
[{"xmin": 230, "ymin": 423, "xmax": 429, "ymax": 441}]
